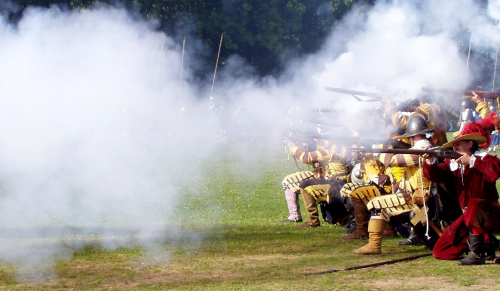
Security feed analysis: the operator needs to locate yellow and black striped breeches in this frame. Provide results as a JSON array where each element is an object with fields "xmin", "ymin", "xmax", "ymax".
[
  {"xmin": 282, "ymin": 171, "xmax": 315, "ymax": 193},
  {"xmin": 340, "ymin": 183, "xmax": 383, "ymax": 205},
  {"xmin": 366, "ymin": 193, "xmax": 412, "ymax": 221},
  {"xmin": 301, "ymin": 180, "xmax": 330, "ymax": 203}
]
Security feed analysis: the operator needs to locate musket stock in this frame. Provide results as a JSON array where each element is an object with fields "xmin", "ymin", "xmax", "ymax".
[
  {"xmin": 422, "ymin": 86, "xmax": 500, "ymax": 99},
  {"xmin": 352, "ymin": 148, "xmax": 461, "ymax": 159}
]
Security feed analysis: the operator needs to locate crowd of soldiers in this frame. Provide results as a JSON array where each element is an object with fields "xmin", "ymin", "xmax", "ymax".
[{"xmin": 280, "ymin": 92, "xmax": 500, "ymax": 265}]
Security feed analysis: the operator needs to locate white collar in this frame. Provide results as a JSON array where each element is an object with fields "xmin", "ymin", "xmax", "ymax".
[{"xmin": 412, "ymin": 139, "xmax": 432, "ymax": 149}]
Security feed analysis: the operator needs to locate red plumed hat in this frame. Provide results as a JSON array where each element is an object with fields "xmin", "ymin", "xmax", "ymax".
[{"xmin": 441, "ymin": 112, "xmax": 495, "ymax": 149}]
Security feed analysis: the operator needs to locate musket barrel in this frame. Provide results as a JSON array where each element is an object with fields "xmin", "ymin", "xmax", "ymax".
[
  {"xmin": 422, "ymin": 87, "xmax": 500, "ymax": 99},
  {"xmin": 324, "ymin": 87, "xmax": 385, "ymax": 99},
  {"xmin": 352, "ymin": 147, "xmax": 462, "ymax": 159}
]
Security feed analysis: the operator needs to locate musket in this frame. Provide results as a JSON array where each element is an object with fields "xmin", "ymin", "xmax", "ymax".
[
  {"xmin": 422, "ymin": 86, "xmax": 500, "ymax": 99},
  {"xmin": 286, "ymin": 133, "xmax": 411, "ymax": 150},
  {"xmin": 333, "ymin": 137, "xmax": 411, "ymax": 149},
  {"xmin": 324, "ymin": 87, "xmax": 385, "ymax": 101},
  {"xmin": 310, "ymin": 108, "xmax": 343, "ymax": 113},
  {"xmin": 351, "ymin": 147, "xmax": 462, "ymax": 159}
]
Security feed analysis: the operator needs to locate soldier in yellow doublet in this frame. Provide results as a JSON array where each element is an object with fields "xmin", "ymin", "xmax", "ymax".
[
  {"xmin": 281, "ymin": 139, "xmax": 331, "ymax": 223},
  {"xmin": 354, "ymin": 114, "xmax": 436, "ymax": 255},
  {"xmin": 296, "ymin": 142, "xmax": 351, "ymax": 227},
  {"xmin": 340, "ymin": 146, "xmax": 392, "ymax": 239}
]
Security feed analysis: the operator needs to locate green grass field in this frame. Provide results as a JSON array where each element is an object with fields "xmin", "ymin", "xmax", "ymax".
[{"xmin": 0, "ymin": 141, "xmax": 499, "ymax": 290}]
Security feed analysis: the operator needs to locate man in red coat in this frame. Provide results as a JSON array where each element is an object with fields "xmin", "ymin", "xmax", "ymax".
[{"xmin": 423, "ymin": 121, "xmax": 500, "ymax": 265}]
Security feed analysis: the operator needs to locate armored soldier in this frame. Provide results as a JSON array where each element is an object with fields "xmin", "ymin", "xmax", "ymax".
[
  {"xmin": 339, "ymin": 151, "xmax": 390, "ymax": 239},
  {"xmin": 296, "ymin": 142, "xmax": 351, "ymax": 227},
  {"xmin": 353, "ymin": 114, "xmax": 439, "ymax": 255},
  {"xmin": 384, "ymin": 95, "xmax": 448, "ymax": 146}
]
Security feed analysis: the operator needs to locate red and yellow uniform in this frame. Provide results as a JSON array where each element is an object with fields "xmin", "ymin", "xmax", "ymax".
[
  {"xmin": 368, "ymin": 142, "xmax": 431, "ymax": 222},
  {"xmin": 297, "ymin": 142, "xmax": 351, "ymax": 226},
  {"xmin": 281, "ymin": 140, "xmax": 340, "ymax": 223},
  {"xmin": 282, "ymin": 141, "xmax": 331, "ymax": 193},
  {"xmin": 386, "ymin": 102, "xmax": 448, "ymax": 146}
]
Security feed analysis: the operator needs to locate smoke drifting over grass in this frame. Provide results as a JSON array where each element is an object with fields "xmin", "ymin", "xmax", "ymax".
[
  {"xmin": 0, "ymin": 4, "xmax": 218, "ymax": 280},
  {"xmin": 1, "ymin": 0, "xmax": 500, "ymax": 282}
]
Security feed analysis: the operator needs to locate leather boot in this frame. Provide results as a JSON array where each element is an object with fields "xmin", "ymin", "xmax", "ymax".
[
  {"xmin": 353, "ymin": 218, "xmax": 386, "ymax": 255},
  {"xmin": 382, "ymin": 224, "xmax": 398, "ymax": 237},
  {"xmin": 345, "ymin": 212, "xmax": 356, "ymax": 234},
  {"xmin": 297, "ymin": 188, "xmax": 320, "ymax": 226},
  {"xmin": 458, "ymin": 233, "xmax": 485, "ymax": 266},
  {"xmin": 485, "ymin": 234, "xmax": 499, "ymax": 261},
  {"xmin": 337, "ymin": 214, "xmax": 351, "ymax": 228},
  {"xmin": 281, "ymin": 188, "xmax": 302, "ymax": 223},
  {"xmin": 342, "ymin": 202, "xmax": 369, "ymax": 239},
  {"xmin": 396, "ymin": 229, "xmax": 423, "ymax": 246}
]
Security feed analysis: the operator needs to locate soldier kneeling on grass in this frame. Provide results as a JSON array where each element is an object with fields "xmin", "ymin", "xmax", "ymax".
[
  {"xmin": 295, "ymin": 142, "xmax": 352, "ymax": 228},
  {"xmin": 423, "ymin": 115, "xmax": 500, "ymax": 265},
  {"xmin": 353, "ymin": 113, "xmax": 443, "ymax": 255}
]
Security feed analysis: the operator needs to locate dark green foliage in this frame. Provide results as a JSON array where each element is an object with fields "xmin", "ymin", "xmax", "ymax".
[{"xmin": 7, "ymin": 0, "xmax": 358, "ymax": 77}]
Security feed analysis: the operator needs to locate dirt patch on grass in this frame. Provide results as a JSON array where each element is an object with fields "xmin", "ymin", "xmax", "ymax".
[
  {"xmin": 370, "ymin": 276, "xmax": 498, "ymax": 291},
  {"xmin": 98, "ymin": 253, "xmax": 305, "ymax": 289}
]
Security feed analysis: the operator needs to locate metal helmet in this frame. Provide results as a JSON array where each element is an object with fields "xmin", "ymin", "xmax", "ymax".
[
  {"xmin": 350, "ymin": 162, "xmax": 364, "ymax": 183},
  {"xmin": 400, "ymin": 113, "xmax": 434, "ymax": 138}
]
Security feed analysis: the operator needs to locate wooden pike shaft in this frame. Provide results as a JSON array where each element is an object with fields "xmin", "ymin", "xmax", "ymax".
[
  {"xmin": 306, "ymin": 253, "xmax": 432, "ymax": 275},
  {"xmin": 492, "ymin": 44, "xmax": 499, "ymax": 92},
  {"xmin": 153, "ymin": 44, "xmax": 164, "ymax": 89},
  {"xmin": 460, "ymin": 32, "xmax": 473, "ymax": 125},
  {"xmin": 180, "ymin": 37, "xmax": 185, "ymax": 86},
  {"xmin": 210, "ymin": 33, "xmax": 224, "ymax": 101}
]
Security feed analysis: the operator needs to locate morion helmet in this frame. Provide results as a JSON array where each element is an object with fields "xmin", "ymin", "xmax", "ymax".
[{"xmin": 399, "ymin": 113, "xmax": 434, "ymax": 138}]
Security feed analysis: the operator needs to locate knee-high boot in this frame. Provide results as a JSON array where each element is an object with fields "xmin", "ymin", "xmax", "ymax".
[
  {"xmin": 281, "ymin": 188, "xmax": 302, "ymax": 223},
  {"xmin": 353, "ymin": 217, "xmax": 386, "ymax": 255},
  {"xmin": 342, "ymin": 202, "xmax": 369, "ymax": 239},
  {"xmin": 485, "ymin": 234, "xmax": 499, "ymax": 261},
  {"xmin": 296, "ymin": 188, "xmax": 320, "ymax": 227},
  {"xmin": 458, "ymin": 233, "xmax": 485, "ymax": 265}
]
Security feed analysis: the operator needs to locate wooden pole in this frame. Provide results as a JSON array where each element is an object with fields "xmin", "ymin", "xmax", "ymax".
[
  {"xmin": 153, "ymin": 44, "xmax": 164, "ymax": 90},
  {"xmin": 459, "ymin": 31, "xmax": 473, "ymax": 130},
  {"xmin": 492, "ymin": 44, "xmax": 499, "ymax": 92},
  {"xmin": 210, "ymin": 33, "xmax": 224, "ymax": 109},
  {"xmin": 180, "ymin": 37, "xmax": 185, "ymax": 86},
  {"xmin": 306, "ymin": 253, "xmax": 432, "ymax": 275}
]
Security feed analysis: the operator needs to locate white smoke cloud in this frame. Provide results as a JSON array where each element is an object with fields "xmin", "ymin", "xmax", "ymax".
[
  {"xmin": 270, "ymin": 0, "xmax": 500, "ymax": 136},
  {"xmin": 0, "ymin": 4, "xmax": 217, "ymax": 280}
]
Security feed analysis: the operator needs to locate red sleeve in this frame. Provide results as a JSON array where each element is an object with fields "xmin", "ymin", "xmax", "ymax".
[
  {"xmin": 473, "ymin": 155, "xmax": 500, "ymax": 183},
  {"xmin": 423, "ymin": 159, "xmax": 454, "ymax": 184}
]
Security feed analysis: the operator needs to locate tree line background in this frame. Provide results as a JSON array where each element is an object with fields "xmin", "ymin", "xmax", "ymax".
[
  {"xmin": 2, "ymin": 0, "xmax": 498, "ymax": 88},
  {"xmin": 4, "ymin": 0, "xmax": 375, "ymax": 78}
]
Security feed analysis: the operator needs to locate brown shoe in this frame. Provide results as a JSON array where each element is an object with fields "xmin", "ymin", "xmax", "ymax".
[
  {"xmin": 296, "ymin": 222, "xmax": 320, "ymax": 227},
  {"xmin": 342, "ymin": 229, "xmax": 368, "ymax": 239}
]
